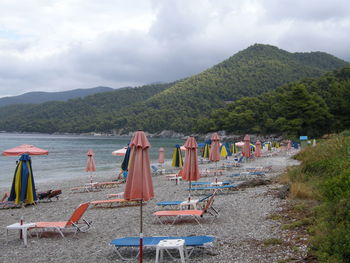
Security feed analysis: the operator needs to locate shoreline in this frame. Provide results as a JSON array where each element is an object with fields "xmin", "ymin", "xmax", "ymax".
[{"xmin": 0, "ymin": 150, "xmax": 302, "ymax": 262}]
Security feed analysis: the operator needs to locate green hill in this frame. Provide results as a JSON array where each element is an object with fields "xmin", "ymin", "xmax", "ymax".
[
  {"xmin": 199, "ymin": 66, "xmax": 350, "ymax": 137},
  {"xmin": 0, "ymin": 44, "xmax": 347, "ymax": 134}
]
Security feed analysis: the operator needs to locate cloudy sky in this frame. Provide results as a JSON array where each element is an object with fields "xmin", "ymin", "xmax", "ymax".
[{"xmin": 0, "ymin": 0, "xmax": 349, "ymax": 97}]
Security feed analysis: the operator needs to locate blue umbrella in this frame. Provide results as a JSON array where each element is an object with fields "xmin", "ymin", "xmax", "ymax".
[
  {"xmin": 8, "ymin": 154, "xmax": 37, "ymax": 205},
  {"xmin": 224, "ymin": 142, "xmax": 232, "ymax": 156},
  {"xmin": 121, "ymin": 145, "xmax": 131, "ymax": 171}
]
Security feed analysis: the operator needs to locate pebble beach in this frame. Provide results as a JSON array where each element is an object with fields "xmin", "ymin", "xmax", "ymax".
[{"xmin": 0, "ymin": 150, "xmax": 301, "ymax": 263}]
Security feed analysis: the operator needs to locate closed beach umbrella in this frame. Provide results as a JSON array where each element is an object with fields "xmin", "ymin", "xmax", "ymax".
[
  {"xmin": 231, "ymin": 142, "xmax": 238, "ymax": 154},
  {"xmin": 209, "ymin": 133, "xmax": 220, "ymax": 162},
  {"xmin": 3, "ymin": 144, "xmax": 47, "ymax": 205},
  {"xmin": 86, "ymin": 150, "xmax": 96, "ymax": 184},
  {"xmin": 224, "ymin": 142, "xmax": 232, "ymax": 156},
  {"xmin": 182, "ymin": 136, "xmax": 200, "ymax": 200},
  {"xmin": 255, "ymin": 141, "xmax": 262, "ymax": 157},
  {"xmin": 121, "ymin": 145, "xmax": 131, "ymax": 171},
  {"xmin": 220, "ymin": 144, "xmax": 228, "ymax": 158},
  {"xmin": 8, "ymin": 154, "xmax": 37, "ymax": 205},
  {"xmin": 124, "ymin": 131, "xmax": 154, "ymax": 263},
  {"xmin": 202, "ymin": 141, "xmax": 211, "ymax": 159},
  {"xmin": 158, "ymin": 147, "xmax": 165, "ymax": 165},
  {"xmin": 171, "ymin": 144, "xmax": 183, "ymax": 168},
  {"xmin": 243, "ymin": 135, "xmax": 251, "ymax": 157},
  {"xmin": 287, "ymin": 140, "xmax": 291, "ymax": 150},
  {"xmin": 209, "ymin": 133, "xmax": 221, "ymax": 182}
]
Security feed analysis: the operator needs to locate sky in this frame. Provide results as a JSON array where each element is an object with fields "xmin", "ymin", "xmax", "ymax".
[{"xmin": 0, "ymin": 0, "xmax": 349, "ymax": 97}]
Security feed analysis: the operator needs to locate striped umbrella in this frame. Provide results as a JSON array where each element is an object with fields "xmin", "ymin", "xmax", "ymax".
[
  {"xmin": 8, "ymin": 154, "xmax": 37, "ymax": 205},
  {"xmin": 202, "ymin": 141, "xmax": 211, "ymax": 159},
  {"xmin": 171, "ymin": 144, "xmax": 183, "ymax": 168}
]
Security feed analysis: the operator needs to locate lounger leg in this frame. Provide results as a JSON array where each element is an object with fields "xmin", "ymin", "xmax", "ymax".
[
  {"xmin": 179, "ymin": 246, "xmax": 186, "ymax": 263},
  {"xmin": 155, "ymin": 246, "xmax": 160, "ymax": 263}
]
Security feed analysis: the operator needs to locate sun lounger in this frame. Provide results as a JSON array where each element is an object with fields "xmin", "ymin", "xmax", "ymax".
[
  {"xmin": 95, "ymin": 181, "xmax": 120, "ymax": 188},
  {"xmin": 37, "ymin": 189, "xmax": 62, "ymax": 202},
  {"xmin": 30, "ymin": 202, "xmax": 91, "ymax": 238},
  {"xmin": 189, "ymin": 184, "xmax": 239, "ymax": 194},
  {"xmin": 156, "ymin": 193, "xmax": 214, "ymax": 208},
  {"xmin": 153, "ymin": 194, "xmax": 217, "ymax": 225},
  {"xmin": 110, "ymin": 235, "xmax": 215, "ymax": 261},
  {"xmin": 190, "ymin": 180, "xmax": 231, "ymax": 186},
  {"xmin": 90, "ymin": 198, "xmax": 140, "ymax": 208}
]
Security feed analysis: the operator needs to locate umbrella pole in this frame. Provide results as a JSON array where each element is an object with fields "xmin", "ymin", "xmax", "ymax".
[
  {"xmin": 139, "ymin": 200, "xmax": 143, "ymax": 263},
  {"xmin": 188, "ymin": 181, "xmax": 191, "ymax": 209},
  {"xmin": 215, "ymin": 162, "xmax": 218, "ymax": 183}
]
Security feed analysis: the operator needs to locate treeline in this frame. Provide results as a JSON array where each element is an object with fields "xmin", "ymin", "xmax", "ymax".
[
  {"xmin": 0, "ymin": 82, "xmax": 173, "ymax": 133},
  {"xmin": 195, "ymin": 66, "xmax": 350, "ymax": 138},
  {"xmin": 0, "ymin": 44, "xmax": 348, "ymax": 135}
]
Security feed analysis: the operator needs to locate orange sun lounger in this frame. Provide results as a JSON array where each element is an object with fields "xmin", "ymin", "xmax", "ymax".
[
  {"xmin": 90, "ymin": 198, "xmax": 140, "ymax": 208},
  {"xmin": 153, "ymin": 193, "xmax": 218, "ymax": 225},
  {"xmin": 30, "ymin": 202, "xmax": 91, "ymax": 238}
]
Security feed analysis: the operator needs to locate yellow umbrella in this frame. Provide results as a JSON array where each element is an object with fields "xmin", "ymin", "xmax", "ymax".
[{"xmin": 220, "ymin": 145, "xmax": 228, "ymax": 158}]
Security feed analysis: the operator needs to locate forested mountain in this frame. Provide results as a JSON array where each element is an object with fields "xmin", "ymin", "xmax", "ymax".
[
  {"xmin": 0, "ymin": 86, "xmax": 114, "ymax": 107},
  {"xmin": 196, "ymin": 66, "xmax": 350, "ymax": 138},
  {"xmin": 0, "ymin": 44, "xmax": 348, "ymax": 134}
]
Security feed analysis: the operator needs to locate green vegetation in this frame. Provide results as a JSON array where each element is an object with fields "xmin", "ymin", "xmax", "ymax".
[
  {"xmin": 199, "ymin": 66, "xmax": 350, "ymax": 137},
  {"xmin": 281, "ymin": 133, "xmax": 350, "ymax": 262},
  {"xmin": 0, "ymin": 44, "xmax": 347, "ymax": 134}
]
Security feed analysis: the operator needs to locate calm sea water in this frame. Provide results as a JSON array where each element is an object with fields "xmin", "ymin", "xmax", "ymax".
[{"xmin": 0, "ymin": 133, "xmax": 183, "ymax": 188}]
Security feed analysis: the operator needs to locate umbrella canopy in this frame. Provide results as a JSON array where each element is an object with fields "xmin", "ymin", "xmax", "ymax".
[
  {"xmin": 287, "ymin": 140, "xmax": 291, "ymax": 150},
  {"xmin": 231, "ymin": 142, "xmax": 238, "ymax": 154},
  {"xmin": 255, "ymin": 141, "xmax": 262, "ymax": 157},
  {"xmin": 182, "ymin": 137, "xmax": 200, "ymax": 181},
  {"xmin": 220, "ymin": 144, "xmax": 228, "ymax": 158},
  {"xmin": 209, "ymin": 133, "xmax": 220, "ymax": 162},
  {"xmin": 243, "ymin": 135, "xmax": 251, "ymax": 157},
  {"xmin": 171, "ymin": 144, "xmax": 183, "ymax": 168},
  {"xmin": 182, "ymin": 137, "xmax": 200, "ymax": 199},
  {"xmin": 86, "ymin": 149, "xmax": 96, "ymax": 184},
  {"xmin": 123, "ymin": 131, "xmax": 154, "ymax": 263},
  {"xmin": 86, "ymin": 150, "xmax": 96, "ymax": 172},
  {"xmin": 224, "ymin": 142, "xmax": 232, "ymax": 156},
  {"xmin": 202, "ymin": 141, "xmax": 210, "ymax": 159},
  {"xmin": 121, "ymin": 145, "xmax": 131, "ymax": 171},
  {"xmin": 8, "ymin": 154, "xmax": 37, "ymax": 205},
  {"xmin": 112, "ymin": 147, "xmax": 127, "ymax": 156},
  {"xmin": 235, "ymin": 141, "xmax": 245, "ymax": 147},
  {"xmin": 158, "ymin": 147, "xmax": 165, "ymax": 164},
  {"xmin": 3, "ymin": 144, "xmax": 48, "ymax": 156}
]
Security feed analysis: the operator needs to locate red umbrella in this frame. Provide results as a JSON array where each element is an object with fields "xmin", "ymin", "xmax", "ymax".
[
  {"xmin": 182, "ymin": 136, "xmax": 200, "ymax": 201},
  {"xmin": 243, "ymin": 135, "xmax": 251, "ymax": 157},
  {"xmin": 2, "ymin": 144, "xmax": 48, "ymax": 156},
  {"xmin": 86, "ymin": 149, "xmax": 96, "ymax": 184},
  {"xmin": 124, "ymin": 131, "xmax": 154, "ymax": 263},
  {"xmin": 209, "ymin": 133, "xmax": 220, "ymax": 182},
  {"xmin": 158, "ymin": 147, "xmax": 165, "ymax": 164},
  {"xmin": 255, "ymin": 141, "xmax": 262, "ymax": 157}
]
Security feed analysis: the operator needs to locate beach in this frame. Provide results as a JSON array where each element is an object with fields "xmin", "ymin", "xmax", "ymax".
[{"xmin": 0, "ymin": 150, "xmax": 301, "ymax": 263}]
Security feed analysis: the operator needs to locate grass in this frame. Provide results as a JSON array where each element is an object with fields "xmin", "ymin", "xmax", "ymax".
[{"xmin": 277, "ymin": 133, "xmax": 350, "ymax": 262}]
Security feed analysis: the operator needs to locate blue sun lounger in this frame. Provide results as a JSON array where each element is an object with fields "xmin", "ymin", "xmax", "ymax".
[
  {"xmin": 190, "ymin": 180, "xmax": 231, "ymax": 186},
  {"xmin": 156, "ymin": 193, "xmax": 213, "ymax": 207},
  {"xmin": 111, "ymin": 235, "xmax": 215, "ymax": 260},
  {"xmin": 189, "ymin": 184, "xmax": 239, "ymax": 193}
]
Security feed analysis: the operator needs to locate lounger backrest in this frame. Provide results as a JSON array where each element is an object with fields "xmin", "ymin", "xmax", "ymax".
[
  {"xmin": 199, "ymin": 193, "xmax": 213, "ymax": 203},
  {"xmin": 66, "ymin": 202, "xmax": 90, "ymax": 226},
  {"xmin": 202, "ymin": 190, "xmax": 217, "ymax": 212}
]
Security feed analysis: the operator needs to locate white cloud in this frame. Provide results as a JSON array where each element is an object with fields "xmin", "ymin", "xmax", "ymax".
[{"xmin": 0, "ymin": 0, "xmax": 349, "ymax": 97}]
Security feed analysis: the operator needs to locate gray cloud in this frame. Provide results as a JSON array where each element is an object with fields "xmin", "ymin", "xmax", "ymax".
[{"xmin": 0, "ymin": 0, "xmax": 349, "ymax": 97}]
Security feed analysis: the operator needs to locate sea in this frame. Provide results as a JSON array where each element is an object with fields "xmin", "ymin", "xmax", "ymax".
[{"xmin": 0, "ymin": 133, "xmax": 183, "ymax": 188}]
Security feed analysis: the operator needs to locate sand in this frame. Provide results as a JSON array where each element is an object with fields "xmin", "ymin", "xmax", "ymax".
[{"xmin": 0, "ymin": 149, "xmax": 301, "ymax": 263}]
